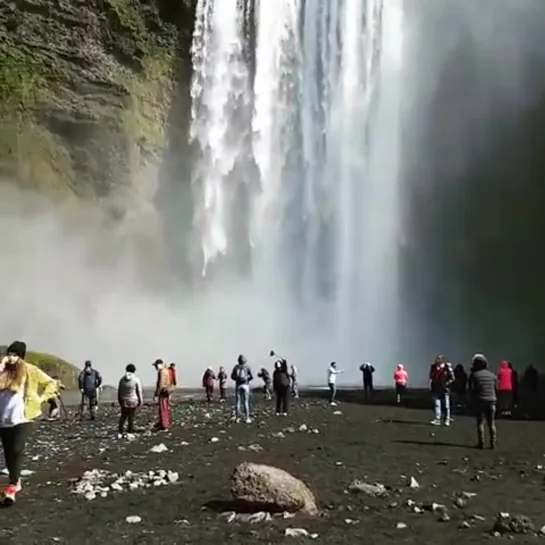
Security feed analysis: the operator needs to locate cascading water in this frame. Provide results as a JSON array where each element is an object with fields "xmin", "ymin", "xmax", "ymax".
[
  {"xmin": 189, "ymin": 0, "xmax": 405, "ymax": 383},
  {"xmin": 190, "ymin": 0, "xmax": 252, "ymax": 275}
]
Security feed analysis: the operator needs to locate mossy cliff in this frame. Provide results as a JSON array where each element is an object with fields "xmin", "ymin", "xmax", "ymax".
[{"xmin": 0, "ymin": 0, "xmax": 195, "ymax": 203}]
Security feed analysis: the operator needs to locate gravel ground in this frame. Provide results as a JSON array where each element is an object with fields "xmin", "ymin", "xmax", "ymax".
[{"xmin": 1, "ymin": 390, "xmax": 544, "ymax": 545}]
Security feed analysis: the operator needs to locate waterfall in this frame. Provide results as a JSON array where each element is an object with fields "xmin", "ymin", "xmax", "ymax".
[
  {"xmin": 190, "ymin": 0, "xmax": 252, "ymax": 275},
  {"xmin": 188, "ymin": 0, "xmax": 405, "ymax": 383}
]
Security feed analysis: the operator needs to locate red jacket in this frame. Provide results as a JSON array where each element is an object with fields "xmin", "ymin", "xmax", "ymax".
[{"xmin": 497, "ymin": 361, "xmax": 513, "ymax": 392}]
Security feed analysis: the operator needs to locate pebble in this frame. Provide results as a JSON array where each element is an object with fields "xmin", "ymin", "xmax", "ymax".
[
  {"xmin": 396, "ymin": 522, "xmax": 407, "ymax": 529},
  {"xmin": 125, "ymin": 515, "xmax": 141, "ymax": 524}
]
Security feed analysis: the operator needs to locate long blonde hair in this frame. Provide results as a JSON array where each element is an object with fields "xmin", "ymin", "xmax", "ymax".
[{"xmin": 0, "ymin": 360, "xmax": 27, "ymax": 393}]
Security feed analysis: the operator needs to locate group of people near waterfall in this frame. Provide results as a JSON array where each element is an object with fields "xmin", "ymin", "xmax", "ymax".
[{"xmin": 0, "ymin": 337, "xmax": 542, "ymax": 505}]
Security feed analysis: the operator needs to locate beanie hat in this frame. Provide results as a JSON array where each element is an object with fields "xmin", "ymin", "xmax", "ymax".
[{"xmin": 7, "ymin": 341, "xmax": 26, "ymax": 359}]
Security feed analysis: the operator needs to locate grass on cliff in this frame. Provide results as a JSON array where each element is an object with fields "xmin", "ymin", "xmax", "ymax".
[{"xmin": 0, "ymin": 346, "xmax": 79, "ymax": 390}]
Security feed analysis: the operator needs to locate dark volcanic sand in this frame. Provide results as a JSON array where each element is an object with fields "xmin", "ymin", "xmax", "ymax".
[{"xmin": 2, "ymin": 390, "xmax": 544, "ymax": 545}]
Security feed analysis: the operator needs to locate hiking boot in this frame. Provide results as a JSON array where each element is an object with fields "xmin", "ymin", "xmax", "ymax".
[
  {"xmin": 4, "ymin": 482, "xmax": 21, "ymax": 505},
  {"xmin": 430, "ymin": 419, "xmax": 441, "ymax": 426}
]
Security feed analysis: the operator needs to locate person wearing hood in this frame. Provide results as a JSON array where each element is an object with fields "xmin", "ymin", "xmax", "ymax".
[
  {"xmin": 359, "ymin": 362, "xmax": 375, "ymax": 401},
  {"xmin": 468, "ymin": 353, "xmax": 497, "ymax": 449},
  {"xmin": 218, "ymin": 366, "xmax": 228, "ymax": 402},
  {"xmin": 257, "ymin": 367, "xmax": 272, "ymax": 400},
  {"xmin": 117, "ymin": 364, "xmax": 143, "ymax": 436},
  {"xmin": 0, "ymin": 341, "xmax": 58, "ymax": 504},
  {"xmin": 202, "ymin": 367, "xmax": 216, "ymax": 403},
  {"xmin": 327, "ymin": 362, "xmax": 343, "ymax": 405},
  {"xmin": 231, "ymin": 355, "xmax": 253, "ymax": 423},
  {"xmin": 497, "ymin": 360, "xmax": 513, "ymax": 416},
  {"xmin": 153, "ymin": 359, "xmax": 172, "ymax": 430},
  {"xmin": 429, "ymin": 355, "xmax": 454, "ymax": 426},
  {"xmin": 273, "ymin": 359, "xmax": 291, "ymax": 416},
  {"xmin": 393, "ymin": 364, "xmax": 408, "ymax": 404},
  {"xmin": 77, "ymin": 360, "xmax": 102, "ymax": 421}
]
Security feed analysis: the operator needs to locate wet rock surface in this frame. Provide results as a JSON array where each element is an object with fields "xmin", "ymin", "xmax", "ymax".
[{"xmin": 1, "ymin": 394, "xmax": 545, "ymax": 544}]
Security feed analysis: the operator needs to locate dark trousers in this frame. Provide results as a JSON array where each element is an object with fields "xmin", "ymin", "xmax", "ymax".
[
  {"xmin": 118, "ymin": 406, "xmax": 136, "ymax": 434},
  {"xmin": 328, "ymin": 382, "xmax": 336, "ymax": 403},
  {"xmin": 497, "ymin": 391, "xmax": 512, "ymax": 414},
  {"xmin": 205, "ymin": 386, "xmax": 214, "ymax": 403},
  {"xmin": 0, "ymin": 423, "xmax": 32, "ymax": 485},
  {"xmin": 475, "ymin": 400, "xmax": 496, "ymax": 447},
  {"xmin": 275, "ymin": 387, "xmax": 289, "ymax": 414},
  {"xmin": 363, "ymin": 382, "xmax": 373, "ymax": 400},
  {"xmin": 80, "ymin": 392, "xmax": 97, "ymax": 419}
]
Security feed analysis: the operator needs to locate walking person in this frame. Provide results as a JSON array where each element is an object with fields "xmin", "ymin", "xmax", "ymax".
[
  {"xmin": 231, "ymin": 355, "xmax": 253, "ymax": 423},
  {"xmin": 360, "ymin": 362, "xmax": 375, "ymax": 401},
  {"xmin": 393, "ymin": 364, "xmax": 408, "ymax": 405},
  {"xmin": 78, "ymin": 360, "xmax": 102, "ymax": 420},
  {"xmin": 497, "ymin": 360, "xmax": 513, "ymax": 416},
  {"xmin": 153, "ymin": 359, "xmax": 172, "ymax": 430},
  {"xmin": 0, "ymin": 341, "xmax": 58, "ymax": 504},
  {"xmin": 327, "ymin": 362, "xmax": 343, "ymax": 405},
  {"xmin": 468, "ymin": 353, "xmax": 497, "ymax": 449},
  {"xmin": 117, "ymin": 364, "xmax": 143, "ymax": 436},
  {"xmin": 202, "ymin": 367, "xmax": 216, "ymax": 403},
  {"xmin": 429, "ymin": 355, "xmax": 454, "ymax": 426},
  {"xmin": 218, "ymin": 366, "xmax": 227, "ymax": 402},
  {"xmin": 273, "ymin": 360, "xmax": 290, "ymax": 416}
]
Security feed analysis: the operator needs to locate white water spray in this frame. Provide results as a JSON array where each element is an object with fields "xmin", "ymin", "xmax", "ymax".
[{"xmin": 190, "ymin": 0, "xmax": 251, "ymax": 274}]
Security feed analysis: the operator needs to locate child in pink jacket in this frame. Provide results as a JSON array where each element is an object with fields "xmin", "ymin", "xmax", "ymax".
[{"xmin": 393, "ymin": 364, "xmax": 408, "ymax": 404}]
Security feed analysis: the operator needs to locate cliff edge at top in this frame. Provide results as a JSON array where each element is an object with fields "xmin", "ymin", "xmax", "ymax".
[{"xmin": 0, "ymin": 0, "xmax": 194, "ymax": 204}]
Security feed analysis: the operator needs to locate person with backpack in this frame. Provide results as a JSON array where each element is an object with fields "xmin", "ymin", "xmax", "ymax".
[
  {"xmin": 117, "ymin": 364, "xmax": 143, "ymax": 436},
  {"xmin": 273, "ymin": 359, "xmax": 291, "ymax": 415},
  {"xmin": 429, "ymin": 355, "xmax": 454, "ymax": 426},
  {"xmin": 468, "ymin": 353, "xmax": 497, "ymax": 449},
  {"xmin": 230, "ymin": 355, "xmax": 253, "ymax": 423},
  {"xmin": 153, "ymin": 359, "xmax": 172, "ymax": 430},
  {"xmin": 77, "ymin": 361, "xmax": 102, "ymax": 421}
]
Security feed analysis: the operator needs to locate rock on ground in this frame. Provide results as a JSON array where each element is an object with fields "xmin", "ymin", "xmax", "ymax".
[{"xmin": 231, "ymin": 462, "xmax": 318, "ymax": 516}]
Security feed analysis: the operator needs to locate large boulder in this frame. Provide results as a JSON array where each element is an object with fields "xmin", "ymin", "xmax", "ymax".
[{"xmin": 230, "ymin": 462, "xmax": 318, "ymax": 516}]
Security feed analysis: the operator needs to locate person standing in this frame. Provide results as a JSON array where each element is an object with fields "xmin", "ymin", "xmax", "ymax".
[
  {"xmin": 429, "ymin": 355, "xmax": 454, "ymax": 426},
  {"xmin": 117, "ymin": 363, "xmax": 143, "ymax": 436},
  {"xmin": 497, "ymin": 360, "xmax": 513, "ymax": 416},
  {"xmin": 47, "ymin": 376, "xmax": 65, "ymax": 420},
  {"xmin": 153, "ymin": 359, "xmax": 172, "ymax": 430},
  {"xmin": 327, "ymin": 362, "xmax": 343, "ymax": 405},
  {"xmin": 168, "ymin": 363, "xmax": 177, "ymax": 388},
  {"xmin": 290, "ymin": 365, "xmax": 299, "ymax": 399},
  {"xmin": 78, "ymin": 360, "xmax": 102, "ymax": 420},
  {"xmin": 231, "ymin": 355, "xmax": 253, "ymax": 423},
  {"xmin": 359, "ymin": 362, "xmax": 375, "ymax": 401},
  {"xmin": 393, "ymin": 364, "xmax": 408, "ymax": 404},
  {"xmin": 452, "ymin": 364, "xmax": 468, "ymax": 410},
  {"xmin": 218, "ymin": 366, "xmax": 228, "ymax": 402},
  {"xmin": 0, "ymin": 341, "xmax": 58, "ymax": 504},
  {"xmin": 468, "ymin": 353, "xmax": 497, "ymax": 449},
  {"xmin": 202, "ymin": 367, "xmax": 216, "ymax": 403},
  {"xmin": 273, "ymin": 360, "xmax": 291, "ymax": 416},
  {"xmin": 257, "ymin": 368, "xmax": 272, "ymax": 400}
]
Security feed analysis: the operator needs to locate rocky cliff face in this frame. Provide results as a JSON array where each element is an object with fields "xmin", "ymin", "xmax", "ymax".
[{"xmin": 0, "ymin": 0, "xmax": 194, "ymax": 207}]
